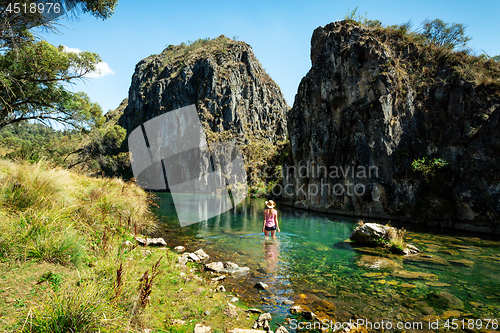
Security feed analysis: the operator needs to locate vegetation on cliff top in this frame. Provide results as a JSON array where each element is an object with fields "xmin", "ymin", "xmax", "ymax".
[{"xmin": 343, "ymin": 8, "xmax": 500, "ymax": 89}]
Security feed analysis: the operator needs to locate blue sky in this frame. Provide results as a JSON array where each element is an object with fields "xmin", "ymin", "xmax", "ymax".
[{"xmin": 41, "ymin": 0, "xmax": 500, "ymax": 113}]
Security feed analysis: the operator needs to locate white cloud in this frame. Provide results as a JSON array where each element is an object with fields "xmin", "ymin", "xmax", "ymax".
[
  {"xmin": 63, "ymin": 45, "xmax": 115, "ymax": 79},
  {"xmin": 85, "ymin": 62, "xmax": 115, "ymax": 78},
  {"xmin": 63, "ymin": 46, "xmax": 82, "ymax": 53}
]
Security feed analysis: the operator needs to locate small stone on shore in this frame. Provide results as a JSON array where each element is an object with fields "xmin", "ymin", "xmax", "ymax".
[
  {"xmin": 194, "ymin": 323, "xmax": 211, "ymax": 333},
  {"xmin": 174, "ymin": 246, "xmax": 185, "ymax": 253},
  {"xmin": 194, "ymin": 249, "xmax": 209, "ymax": 260},
  {"xmin": 135, "ymin": 237, "xmax": 167, "ymax": 247}
]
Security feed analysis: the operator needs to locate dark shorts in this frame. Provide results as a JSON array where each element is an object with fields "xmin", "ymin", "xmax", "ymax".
[{"xmin": 265, "ymin": 225, "xmax": 276, "ymax": 231}]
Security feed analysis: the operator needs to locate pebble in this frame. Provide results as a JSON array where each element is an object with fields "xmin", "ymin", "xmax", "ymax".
[
  {"xmin": 174, "ymin": 246, "xmax": 185, "ymax": 253},
  {"xmin": 194, "ymin": 324, "xmax": 211, "ymax": 333}
]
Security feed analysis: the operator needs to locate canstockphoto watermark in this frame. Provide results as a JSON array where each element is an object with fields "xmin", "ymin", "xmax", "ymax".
[
  {"xmin": 269, "ymin": 179, "xmax": 370, "ymax": 197},
  {"xmin": 261, "ymin": 162, "xmax": 379, "ymax": 197},
  {"xmin": 128, "ymin": 105, "xmax": 247, "ymax": 226},
  {"xmin": 289, "ymin": 318, "xmax": 425, "ymax": 331},
  {"xmin": 271, "ymin": 162, "xmax": 379, "ymax": 180}
]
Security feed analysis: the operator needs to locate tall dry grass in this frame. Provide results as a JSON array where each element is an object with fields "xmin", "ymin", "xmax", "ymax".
[
  {"xmin": 0, "ymin": 159, "xmax": 161, "ymax": 332},
  {"xmin": 0, "ymin": 159, "xmax": 156, "ymax": 265}
]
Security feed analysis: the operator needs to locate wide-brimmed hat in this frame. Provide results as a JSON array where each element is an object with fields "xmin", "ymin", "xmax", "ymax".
[{"xmin": 265, "ymin": 200, "xmax": 276, "ymax": 208}]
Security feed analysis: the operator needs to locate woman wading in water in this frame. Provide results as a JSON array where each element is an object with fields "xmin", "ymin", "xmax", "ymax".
[{"xmin": 262, "ymin": 200, "xmax": 280, "ymax": 239}]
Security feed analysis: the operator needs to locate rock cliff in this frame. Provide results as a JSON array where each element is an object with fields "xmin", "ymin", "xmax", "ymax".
[
  {"xmin": 118, "ymin": 36, "xmax": 289, "ymax": 193},
  {"xmin": 283, "ymin": 21, "xmax": 500, "ymax": 233},
  {"xmin": 119, "ymin": 36, "xmax": 287, "ymax": 142}
]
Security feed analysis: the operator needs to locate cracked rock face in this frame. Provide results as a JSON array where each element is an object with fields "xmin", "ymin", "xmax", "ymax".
[
  {"xmin": 118, "ymin": 36, "xmax": 289, "ymax": 194},
  {"xmin": 284, "ymin": 20, "xmax": 500, "ymax": 232},
  {"xmin": 119, "ymin": 36, "xmax": 288, "ymax": 144}
]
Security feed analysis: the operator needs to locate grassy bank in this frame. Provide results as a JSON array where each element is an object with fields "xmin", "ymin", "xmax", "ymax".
[{"xmin": 0, "ymin": 160, "xmax": 256, "ymax": 332}]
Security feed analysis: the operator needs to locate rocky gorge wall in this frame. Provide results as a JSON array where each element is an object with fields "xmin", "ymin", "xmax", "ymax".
[
  {"xmin": 283, "ymin": 21, "xmax": 500, "ymax": 233},
  {"xmin": 119, "ymin": 36, "xmax": 287, "ymax": 141},
  {"xmin": 117, "ymin": 36, "xmax": 289, "ymax": 193}
]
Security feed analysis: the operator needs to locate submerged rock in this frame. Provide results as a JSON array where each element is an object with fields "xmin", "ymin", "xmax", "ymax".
[
  {"xmin": 393, "ymin": 270, "xmax": 438, "ymax": 280},
  {"xmin": 220, "ymin": 266, "xmax": 250, "ymax": 275},
  {"xmin": 449, "ymin": 259, "xmax": 474, "ymax": 268},
  {"xmin": 254, "ymin": 282, "xmax": 269, "ymax": 290},
  {"xmin": 275, "ymin": 325, "xmax": 289, "ymax": 333},
  {"xmin": 356, "ymin": 255, "xmax": 402, "ymax": 270},
  {"xmin": 442, "ymin": 310, "xmax": 461, "ymax": 319},
  {"xmin": 419, "ymin": 307, "xmax": 435, "ymax": 315},
  {"xmin": 302, "ymin": 311, "xmax": 317, "ymax": 320},
  {"xmin": 427, "ymin": 291, "xmax": 464, "ymax": 310},
  {"xmin": 405, "ymin": 254, "xmax": 451, "ymax": 266}
]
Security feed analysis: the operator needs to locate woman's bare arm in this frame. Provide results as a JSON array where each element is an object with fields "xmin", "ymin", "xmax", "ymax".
[
  {"xmin": 262, "ymin": 210, "xmax": 267, "ymax": 232},
  {"xmin": 275, "ymin": 209, "xmax": 280, "ymax": 232}
]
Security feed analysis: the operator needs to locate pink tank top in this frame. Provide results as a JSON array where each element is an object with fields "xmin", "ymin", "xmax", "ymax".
[{"xmin": 265, "ymin": 209, "xmax": 276, "ymax": 227}]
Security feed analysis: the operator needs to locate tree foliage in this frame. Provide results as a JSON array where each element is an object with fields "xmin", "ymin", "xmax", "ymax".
[
  {"xmin": 0, "ymin": 0, "xmax": 117, "ymax": 130},
  {"xmin": 0, "ymin": 121, "xmax": 81, "ymax": 163},
  {"xmin": 65, "ymin": 124, "xmax": 127, "ymax": 172},
  {"xmin": 419, "ymin": 18, "xmax": 471, "ymax": 51}
]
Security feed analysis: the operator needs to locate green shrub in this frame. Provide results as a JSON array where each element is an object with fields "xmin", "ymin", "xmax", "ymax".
[
  {"xmin": 24, "ymin": 225, "xmax": 87, "ymax": 266},
  {"xmin": 411, "ymin": 157, "xmax": 449, "ymax": 182},
  {"xmin": 37, "ymin": 271, "xmax": 63, "ymax": 291}
]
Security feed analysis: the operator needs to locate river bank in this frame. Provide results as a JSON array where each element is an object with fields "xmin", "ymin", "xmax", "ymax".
[{"xmin": 0, "ymin": 160, "xmax": 258, "ymax": 332}]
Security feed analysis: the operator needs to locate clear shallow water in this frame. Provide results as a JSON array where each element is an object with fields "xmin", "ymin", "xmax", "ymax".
[{"xmin": 153, "ymin": 193, "xmax": 500, "ymax": 331}]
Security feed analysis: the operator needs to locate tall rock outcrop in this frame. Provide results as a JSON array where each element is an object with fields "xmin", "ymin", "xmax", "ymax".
[
  {"xmin": 119, "ymin": 36, "xmax": 287, "ymax": 142},
  {"xmin": 118, "ymin": 36, "xmax": 288, "ymax": 193},
  {"xmin": 283, "ymin": 21, "xmax": 500, "ymax": 233}
]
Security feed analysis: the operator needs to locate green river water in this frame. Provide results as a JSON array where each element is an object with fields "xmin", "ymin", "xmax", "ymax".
[{"xmin": 153, "ymin": 193, "xmax": 500, "ymax": 332}]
